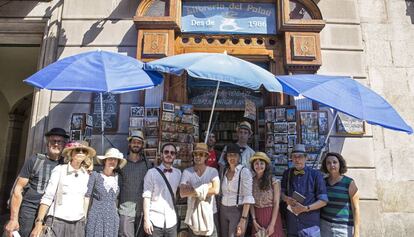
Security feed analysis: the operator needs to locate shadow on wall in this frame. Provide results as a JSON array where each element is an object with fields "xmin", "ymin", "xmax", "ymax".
[{"xmin": 406, "ymin": 0, "xmax": 414, "ymax": 24}]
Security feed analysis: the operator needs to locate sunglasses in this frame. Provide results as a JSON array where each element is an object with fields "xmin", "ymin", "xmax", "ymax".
[
  {"xmin": 74, "ymin": 148, "xmax": 88, "ymax": 154},
  {"xmin": 163, "ymin": 150, "xmax": 176, "ymax": 156}
]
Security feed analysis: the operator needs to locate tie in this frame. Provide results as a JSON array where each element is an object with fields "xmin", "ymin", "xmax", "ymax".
[
  {"xmin": 163, "ymin": 168, "xmax": 173, "ymax": 173},
  {"xmin": 294, "ymin": 169, "xmax": 305, "ymax": 176}
]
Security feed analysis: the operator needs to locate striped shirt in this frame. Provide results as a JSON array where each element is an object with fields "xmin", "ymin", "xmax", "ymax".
[{"xmin": 321, "ymin": 176, "xmax": 354, "ymax": 226}]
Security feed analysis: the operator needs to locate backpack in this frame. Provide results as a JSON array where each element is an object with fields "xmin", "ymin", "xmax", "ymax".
[{"xmin": 6, "ymin": 153, "xmax": 47, "ymax": 209}]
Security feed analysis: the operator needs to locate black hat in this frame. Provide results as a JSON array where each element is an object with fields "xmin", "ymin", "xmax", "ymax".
[
  {"xmin": 226, "ymin": 143, "xmax": 242, "ymax": 154},
  {"xmin": 45, "ymin": 127, "xmax": 69, "ymax": 139}
]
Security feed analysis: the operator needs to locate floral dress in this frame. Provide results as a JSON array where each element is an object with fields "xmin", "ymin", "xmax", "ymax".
[{"xmin": 85, "ymin": 171, "xmax": 119, "ymax": 237}]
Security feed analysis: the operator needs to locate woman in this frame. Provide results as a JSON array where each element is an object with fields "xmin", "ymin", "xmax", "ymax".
[
  {"xmin": 85, "ymin": 148, "xmax": 127, "ymax": 237},
  {"xmin": 249, "ymin": 152, "xmax": 283, "ymax": 237},
  {"xmin": 220, "ymin": 143, "xmax": 254, "ymax": 237},
  {"xmin": 30, "ymin": 141, "xmax": 95, "ymax": 237},
  {"xmin": 320, "ymin": 152, "xmax": 360, "ymax": 237}
]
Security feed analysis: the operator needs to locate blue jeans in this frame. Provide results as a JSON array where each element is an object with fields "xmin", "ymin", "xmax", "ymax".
[
  {"xmin": 18, "ymin": 206, "xmax": 37, "ymax": 237},
  {"xmin": 320, "ymin": 219, "xmax": 352, "ymax": 237}
]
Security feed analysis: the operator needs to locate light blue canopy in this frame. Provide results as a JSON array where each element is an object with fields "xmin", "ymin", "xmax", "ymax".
[
  {"xmin": 275, "ymin": 74, "xmax": 413, "ymax": 134},
  {"xmin": 145, "ymin": 52, "xmax": 283, "ymax": 92},
  {"xmin": 24, "ymin": 50, "xmax": 163, "ymax": 93}
]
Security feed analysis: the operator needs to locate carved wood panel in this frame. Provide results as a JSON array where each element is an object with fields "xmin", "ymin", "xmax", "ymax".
[{"xmin": 143, "ymin": 32, "xmax": 169, "ymax": 57}]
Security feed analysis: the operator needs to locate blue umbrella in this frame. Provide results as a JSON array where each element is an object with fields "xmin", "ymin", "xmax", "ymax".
[
  {"xmin": 24, "ymin": 50, "xmax": 163, "ymax": 153},
  {"xmin": 275, "ymin": 74, "xmax": 412, "ymax": 134},
  {"xmin": 145, "ymin": 52, "xmax": 283, "ymax": 142}
]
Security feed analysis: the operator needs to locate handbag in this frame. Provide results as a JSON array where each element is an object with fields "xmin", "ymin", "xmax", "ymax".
[
  {"xmin": 154, "ymin": 168, "xmax": 181, "ymax": 231},
  {"xmin": 40, "ymin": 165, "xmax": 65, "ymax": 237}
]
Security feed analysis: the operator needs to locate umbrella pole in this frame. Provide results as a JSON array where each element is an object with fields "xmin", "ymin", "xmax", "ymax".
[
  {"xmin": 314, "ymin": 110, "xmax": 338, "ymax": 168},
  {"xmin": 204, "ymin": 81, "xmax": 220, "ymax": 144},
  {"xmin": 100, "ymin": 93, "xmax": 105, "ymax": 155}
]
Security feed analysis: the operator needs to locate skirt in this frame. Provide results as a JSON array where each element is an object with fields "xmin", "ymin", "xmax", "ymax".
[{"xmin": 253, "ymin": 206, "xmax": 284, "ymax": 237}]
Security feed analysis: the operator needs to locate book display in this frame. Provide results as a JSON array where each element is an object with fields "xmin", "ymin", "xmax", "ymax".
[
  {"xmin": 264, "ymin": 106, "xmax": 298, "ymax": 176},
  {"xmin": 160, "ymin": 101, "xmax": 199, "ymax": 168},
  {"xmin": 299, "ymin": 110, "xmax": 328, "ymax": 167},
  {"xmin": 129, "ymin": 106, "xmax": 160, "ymax": 165},
  {"xmin": 70, "ymin": 113, "xmax": 93, "ymax": 142}
]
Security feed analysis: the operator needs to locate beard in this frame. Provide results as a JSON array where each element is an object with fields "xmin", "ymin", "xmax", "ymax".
[{"xmin": 129, "ymin": 146, "xmax": 142, "ymax": 154}]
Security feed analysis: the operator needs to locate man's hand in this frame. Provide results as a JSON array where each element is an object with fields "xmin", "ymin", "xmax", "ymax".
[
  {"xmin": 284, "ymin": 196, "xmax": 298, "ymax": 206},
  {"xmin": 236, "ymin": 219, "xmax": 246, "ymax": 236},
  {"xmin": 4, "ymin": 219, "xmax": 19, "ymax": 237},
  {"xmin": 143, "ymin": 219, "xmax": 153, "ymax": 235},
  {"xmin": 30, "ymin": 222, "xmax": 43, "ymax": 237},
  {"xmin": 291, "ymin": 203, "xmax": 307, "ymax": 215}
]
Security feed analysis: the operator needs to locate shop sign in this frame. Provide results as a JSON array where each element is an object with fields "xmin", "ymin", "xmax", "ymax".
[
  {"xmin": 181, "ymin": 2, "xmax": 276, "ymax": 34},
  {"xmin": 189, "ymin": 88, "xmax": 262, "ymax": 109},
  {"xmin": 91, "ymin": 92, "xmax": 119, "ymax": 133}
]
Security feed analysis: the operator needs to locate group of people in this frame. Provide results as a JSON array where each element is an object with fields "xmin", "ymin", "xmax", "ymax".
[{"xmin": 4, "ymin": 120, "xmax": 360, "ymax": 237}]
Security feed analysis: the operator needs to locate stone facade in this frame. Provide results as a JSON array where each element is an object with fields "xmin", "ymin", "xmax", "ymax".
[{"xmin": 0, "ymin": 0, "xmax": 413, "ymax": 235}]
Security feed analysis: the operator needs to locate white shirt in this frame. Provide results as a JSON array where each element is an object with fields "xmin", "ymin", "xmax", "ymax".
[
  {"xmin": 221, "ymin": 164, "xmax": 255, "ymax": 207},
  {"xmin": 142, "ymin": 164, "xmax": 182, "ymax": 228},
  {"xmin": 180, "ymin": 166, "xmax": 220, "ymax": 213},
  {"xmin": 41, "ymin": 164, "xmax": 89, "ymax": 221}
]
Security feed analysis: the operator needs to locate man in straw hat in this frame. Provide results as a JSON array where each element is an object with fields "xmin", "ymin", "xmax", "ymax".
[
  {"xmin": 4, "ymin": 127, "xmax": 68, "ymax": 237},
  {"xmin": 143, "ymin": 143, "xmax": 181, "ymax": 237},
  {"xmin": 280, "ymin": 144, "xmax": 328, "ymax": 237},
  {"xmin": 31, "ymin": 140, "xmax": 96, "ymax": 237},
  {"xmin": 180, "ymin": 143, "xmax": 220, "ymax": 237},
  {"xmin": 218, "ymin": 121, "xmax": 255, "ymax": 169},
  {"xmin": 119, "ymin": 130, "xmax": 150, "ymax": 237}
]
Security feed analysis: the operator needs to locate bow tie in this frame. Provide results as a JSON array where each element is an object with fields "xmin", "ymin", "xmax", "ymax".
[
  {"xmin": 163, "ymin": 168, "xmax": 173, "ymax": 173},
  {"xmin": 294, "ymin": 169, "xmax": 305, "ymax": 176}
]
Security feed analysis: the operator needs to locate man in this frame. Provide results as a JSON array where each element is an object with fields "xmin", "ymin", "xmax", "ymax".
[
  {"xmin": 143, "ymin": 143, "xmax": 182, "ymax": 237},
  {"xmin": 218, "ymin": 121, "xmax": 255, "ymax": 168},
  {"xmin": 203, "ymin": 132, "xmax": 220, "ymax": 170},
  {"xmin": 4, "ymin": 127, "xmax": 68, "ymax": 237},
  {"xmin": 281, "ymin": 144, "xmax": 328, "ymax": 237},
  {"xmin": 119, "ymin": 130, "xmax": 150, "ymax": 237},
  {"xmin": 180, "ymin": 143, "xmax": 220, "ymax": 237}
]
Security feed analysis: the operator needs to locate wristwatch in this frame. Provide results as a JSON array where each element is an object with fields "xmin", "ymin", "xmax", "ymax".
[
  {"xmin": 35, "ymin": 218, "xmax": 44, "ymax": 224},
  {"xmin": 306, "ymin": 206, "xmax": 311, "ymax": 212}
]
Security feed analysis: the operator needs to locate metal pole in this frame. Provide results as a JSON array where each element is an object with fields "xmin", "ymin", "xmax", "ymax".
[
  {"xmin": 100, "ymin": 93, "xmax": 105, "ymax": 155},
  {"xmin": 204, "ymin": 81, "xmax": 220, "ymax": 144},
  {"xmin": 314, "ymin": 110, "xmax": 338, "ymax": 168}
]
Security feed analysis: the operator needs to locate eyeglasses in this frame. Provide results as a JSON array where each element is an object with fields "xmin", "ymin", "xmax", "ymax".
[
  {"xmin": 49, "ymin": 140, "xmax": 65, "ymax": 145},
  {"xmin": 74, "ymin": 148, "xmax": 88, "ymax": 154},
  {"xmin": 163, "ymin": 150, "xmax": 176, "ymax": 156}
]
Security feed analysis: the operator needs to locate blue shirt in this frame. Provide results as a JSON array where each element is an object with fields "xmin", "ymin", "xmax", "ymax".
[{"xmin": 281, "ymin": 166, "xmax": 328, "ymax": 235}]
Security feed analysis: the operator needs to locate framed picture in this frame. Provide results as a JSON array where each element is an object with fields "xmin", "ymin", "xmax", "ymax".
[
  {"xmin": 265, "ymin": 147, "xmax": 274, "ymax": 156},
  {"xmin": 174, "ymin": 110, "xmax": 184, "ymax": 123},
  {"xmin": 336, "ymin": 112, "xmax": 365, "ymax": 135},
  {"xmin": 162, "ymin": 102, "xmax": 175, "ymax": 112},
  {"xmin": 130, "ymin": 106, "xmax": 145, "ymax": 117},
  {"xmin": 272, "ymin": 154, "xmax": 288, "ymax": 165},
  {"xmin": 144, "ymin": 148, "xmax": 157, "ymax": 158},
  {"xmin": 71, "ymin": 114, "xmax": 84, "ymax": 130},
  {"xmin": 146, "ymin": 138, "xmax": 158, "ymax": 148},
  {"xmin": 272, "ymin": 164, "xmax": 288, "ymax": 176},
  {"xmin": 274, "ymin": 144, "xmax": 288, "ymax": 153},
  {"xmin": 274, "ymin": 122, "xmax": 288, "ymax": 133},
  {"xmin": 275, "ymin": 108, "xmax": 286, "ymax": 122},
  {"xmin": 145, "ymin": 117, "xmax": 159, "ymax": 127},
  {"xmin": 288, "ymin": 122, "xmax": 297, "ymax": 134},
  {"xmin": 318, "ymin": 112, "xmax": 329, "ymax": 135},
  {"xmin": 86, "ymin": 115, "xmax": 93, "ymax": 127},
  {"xmin": 274, "ymin": 133, "xmax": 288, "ymax": 144},
  {"xmin": 145, "ymin": 127, "xmax": 159, "ymax": 137},
  {"xmin": 181, "ymin": 104, "xmax": 194, "ymax": 114},
  {"xmin": 162, "ymin": 112, "xmax": 175, "ymax": 122},
  {"xmin": 182, "ymin": 114, "xmax": 193, "ymax": 124},
  {"xmin": 266, "ymin": 122, "xmax": 273, "ymax": 133},
  {"xmin": 265, "ymin": 108, "xmax": 275, "ymax": 122},
  {"xmin": 286, "ymin": 108, "xmax": 296, "ymax": 122},
  {"xmin": 129, "ymin": 117, "xmax": 144, "ymax": 128},
  {"xmin": 70, "ymin": 130, "xmax": 82, "ymax": 141},
  {"xmin": 162, "ymin": 122, "xmax": 176, "ymax": 132},
  {"xmin": 288, "ymin": 135, "xmax": 297, "ymax": 147},
  {"xmin": 193, "ymin": 114, "xmax": 199, "ymax": 126},
  {"xmin": 266, "ymin": 135, "xmax": 274, "ymax": 147},
  {"xmin": 91, "ymin": 93, "xmax": 119, "ymax": 133},
  {"xmin": 84, "ymin": 126, "xmax": 93, "ymax": 138},
  {"xmin": 178, "ymin": 133, "xmax": 190, "ymax": 143},
  {"xmin": 299, "ymin": 111, "xmax": 318, "ymax": 134},
  {"xmin": 146, "ymin": 107, "xmax": 160, "ymax": 117}
]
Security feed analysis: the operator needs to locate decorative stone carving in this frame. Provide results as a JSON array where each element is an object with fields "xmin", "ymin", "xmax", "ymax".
[
  {"xmin": 142, "ymin": 32, "xmax": 168, "ymax": 57},
  {"xmin": 291, "ymin": 35, "xmax": 316, "ymax": 60}
]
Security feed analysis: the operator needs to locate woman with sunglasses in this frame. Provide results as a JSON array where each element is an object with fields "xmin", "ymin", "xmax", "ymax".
[{"xmin": 30, "ymin": 141, "xmax": 95, "ymax": 237}]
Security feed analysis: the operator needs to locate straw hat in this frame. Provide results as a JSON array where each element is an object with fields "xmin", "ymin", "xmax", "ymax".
[
  {"xmin": 62, "ymin": 140, "xmax": 96, "ymax": 158},
  {"xmin": 97, "ymin": 148, "xmax": 127, "ymax": 169},
  {"xmin": 250, "ymin": 152, "xmax": 271, "ymax": 165},
  {"xmin": 127, "ymin": 130, "xmax": 145, "ymax": 142},
  {"xmin": 192, "ymin": 143, "xmax": 209, "ymax": 156},
  {"xmin": 237, "ymin": 121, "xmax": 253, "ymax": 134}
]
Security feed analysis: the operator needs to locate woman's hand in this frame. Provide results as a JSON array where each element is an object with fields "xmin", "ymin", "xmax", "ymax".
[
  {"xmin": 236, "ymin": 219, "xmax": 246, "ymax": 236},
  {"xmin": 252, "ymin": 219, "xmax": 264, "ymax": 232},
  {"xmin": 266, "ymin": 223, "xmax": 275, "ymax": 236}
]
